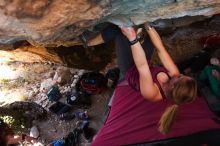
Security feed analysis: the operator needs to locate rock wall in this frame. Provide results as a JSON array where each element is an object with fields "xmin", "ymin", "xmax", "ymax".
[
  {"xmin": 0, "ymin": 14, "xmax": 219, "ymax": 69},
  {"xmin": 0, "ymin": 0, "xmax": 219, "ymax": 47},
  {"xmin": 160, "ymin": 14, "xmax": 220, "ymax": 63}
]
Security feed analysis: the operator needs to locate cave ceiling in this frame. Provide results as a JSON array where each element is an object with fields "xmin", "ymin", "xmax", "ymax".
[{"xmin": 0, "ymin": 0, "xmax": 220, "ymax": 47}]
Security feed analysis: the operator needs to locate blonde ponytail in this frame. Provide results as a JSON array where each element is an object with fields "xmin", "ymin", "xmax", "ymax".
[{"xmin": 159, "ymin": 104, "xmax": 178, "ymax": 134}]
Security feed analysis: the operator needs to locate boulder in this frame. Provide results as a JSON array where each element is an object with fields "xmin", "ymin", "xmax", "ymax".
[{"xmin": 0, "ymin": 0, "xmax": 219, "ymax": 47}]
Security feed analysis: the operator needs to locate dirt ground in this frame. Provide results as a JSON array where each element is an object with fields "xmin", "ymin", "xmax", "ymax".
[
  {"xmin": 0, "ymin": 43, "xmax": 117, "ymax": 145},
  {"xmin": 36, "ymin": 88, "xmax": 114, "ymax": 145}
]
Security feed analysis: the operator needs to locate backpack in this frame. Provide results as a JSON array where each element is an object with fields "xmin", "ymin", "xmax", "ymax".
[{"xmin": 76, "ymin": 71, "xmax": 107, "ymax": 94}]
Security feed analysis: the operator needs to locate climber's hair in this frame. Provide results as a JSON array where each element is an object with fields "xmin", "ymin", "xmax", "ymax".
[{"xmin": 159, "ymin": 77, "xmax": 197, "ymax": 134}]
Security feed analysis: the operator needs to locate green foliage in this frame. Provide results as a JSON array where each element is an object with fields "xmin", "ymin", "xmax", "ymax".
[
  {"xmin": 0, "ymin": 115, "xmax": 26, "ymax": 132},
  {"xmin": 0, "ymin": 77, "xmax": 26, "ymax": 90}
]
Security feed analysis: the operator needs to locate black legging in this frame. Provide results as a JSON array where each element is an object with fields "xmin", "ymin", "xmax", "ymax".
[{"xmin": 101, "ymin": 24, "xmax": 155, "ymax": 76}]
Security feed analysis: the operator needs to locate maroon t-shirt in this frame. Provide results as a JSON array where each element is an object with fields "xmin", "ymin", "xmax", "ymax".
[{"xmin": 92, "ymin": 66, "xmax": 220, "ymax": 146}]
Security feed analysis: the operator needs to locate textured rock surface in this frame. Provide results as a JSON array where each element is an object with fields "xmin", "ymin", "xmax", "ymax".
[
  {"xmin": 0, "ymin": 45, "xmax": 62, "ymax": 63},
  {"xmin": 0, "ymin": 0, "xmax": 220, "ymax": 46},
  {"xmin": 159, "ymin": 14, "xmax": 220, "ymax": 63},
  {"xmin": 0, "ymin": 101, "xmax": 46, "ymax": 127},
  {"xmin": 0, "ymin": 60, "xmax": 112, "ymax": 144}
]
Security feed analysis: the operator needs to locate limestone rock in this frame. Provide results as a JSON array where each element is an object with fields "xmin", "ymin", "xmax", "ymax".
[
  {"xmin": 0, "ymin": 46, "xmax": 63, "ymax": 63},
  {"xmin": 0, "ymin": 0, "xmax": 219, "ymax": 47},
  {"xmin": 30, "ymin": 126, "xmax": 40, "ymax": 138}
]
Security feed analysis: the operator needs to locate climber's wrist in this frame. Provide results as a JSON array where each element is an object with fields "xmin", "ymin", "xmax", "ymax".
[
  {"xmin": 144, "ymin": 24, "xmax": 153, "ymax": 31},
  {"xmin": 129, "ymin": 36, "xmax": 139, "ymax": 46}
]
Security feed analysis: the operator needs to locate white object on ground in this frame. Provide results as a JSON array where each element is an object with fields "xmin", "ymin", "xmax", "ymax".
[{"xmin": 30, "ymin": 126, "xmax": 40, "ymax": 138}]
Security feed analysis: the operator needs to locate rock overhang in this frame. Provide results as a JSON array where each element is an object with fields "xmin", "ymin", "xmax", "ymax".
[{"xmin": 0, "ymin": 0, "xmax": 219, "ymax": 47}]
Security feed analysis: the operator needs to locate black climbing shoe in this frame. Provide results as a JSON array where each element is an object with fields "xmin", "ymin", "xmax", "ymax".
[
  {"xmin": 82, "ymin": 126, "xmax": 95, "ymax": 142},
  {"xmin": 76, "ymin": 120, "xmax": 95, "ymax": 142},
  {"xmin": 49, "ymin": 102, "xmax": 71, "ymax": 115},
  {"xmin": 64, "ymin": 128, "xmax": 80, "ymax": 146},
  {"xmin": 59, "ymin": 113, "xmax": 75, "ymax": 121},
  {"xmin": 105, "ymin": 67, "xmax": 120, "ymax": 88}
]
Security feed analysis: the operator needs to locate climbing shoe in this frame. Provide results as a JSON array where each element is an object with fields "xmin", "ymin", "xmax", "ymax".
[
  {"xmin": 64, "ymin": 128, "xmax": 80, "ymax": 146},
  {"xmin": 82, "ymin": 126, "xmax": 95, "ymax": 142},
  {"xmin": 75, "ymin": 111, "xmax": 90, "ymax": 121},
  {"xmin": 49, "ymin": 102, "xmax": 71, "ymax": 115},
  {"xmin": 59, "ymin": 113, "xmax": 75, "ymax": 121},
  {"xmin": 76, "ymin": 120, "xmax": 95, "ymax": 142},
  {"xmin": 105, "ymin": 67, "xmax": 120, "ymax": 88}
]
